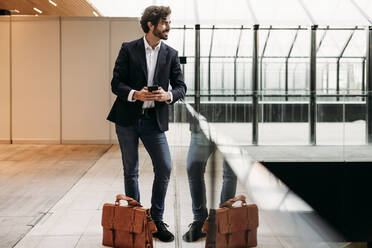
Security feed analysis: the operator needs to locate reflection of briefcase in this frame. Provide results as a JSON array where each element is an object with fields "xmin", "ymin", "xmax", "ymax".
[
  {"xmin": 101, "ymin": 194, "xmax": 157, "ymax": 248},
  {"xmin": 202, "ymin": 195, "xmax": 259, "ymax": 248}
]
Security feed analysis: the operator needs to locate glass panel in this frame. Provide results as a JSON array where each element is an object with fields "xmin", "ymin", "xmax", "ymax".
[
  {"xmin": 258, "ymin": 89, "xmax": 309, "ymax": 145},
  {"xmin": 237, "ymin": 59, "xmax": 252, "ymax": 92},
  {"xmin": 289, "ymin": 59, "xmax": 308, "ymax": 92},
  {"xmin": 260, "ymin": 59, "xmax": 286, "ymax": 91},
  {"xmin": 344, "ymin": 92, "xmax": 368, "ymax": 161},
  {"xmin": 184, "ymin": 57, "xmax": 195, "ymax": 103},
  {"xmin": 179, "ymin": 101, "xmax": 348, "ymax": 247},
  {"xmin": 209, "ymin": 58, "xmax": 235, "ymax": 101},
  {"xmin": 339, "ymin": 59, "xmax": 364, "ymax": 95},
  {"xmin": 316, "ymin": 93, "xmax": 345, "ymax": 149},
  {"xmin": 317, "ymin": 59, "xmax": 338, "ymax": 95}
]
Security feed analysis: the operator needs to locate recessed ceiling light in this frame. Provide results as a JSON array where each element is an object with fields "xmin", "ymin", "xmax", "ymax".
[
  {"xmin": 33, "ymin": 7, "xmax": 42, "ymax": 14},
  {"xmin": 93, "ymin": 11, "xmax": 98, "ymax": 17},
  {"xmin": 49, "ymin": 0, "xmax": 57, "ymax": 7},
  {"xmin": 10, "ymin": 9, "xmax": 20, "ymax": 13}
]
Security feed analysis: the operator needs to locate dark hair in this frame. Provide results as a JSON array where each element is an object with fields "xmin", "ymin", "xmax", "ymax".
[{"xmin": 140, "ymin": 6, "xmax": 171, "ymax": 33}]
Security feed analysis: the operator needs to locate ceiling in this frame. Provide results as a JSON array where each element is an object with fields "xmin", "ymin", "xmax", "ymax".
[
  {"xmin": 0, "ymin": 0, "xmax": 101, "ymax": 16},
  {"xmin": 87, "ymin": 0, "xmax": 372, "ymax": 25}
]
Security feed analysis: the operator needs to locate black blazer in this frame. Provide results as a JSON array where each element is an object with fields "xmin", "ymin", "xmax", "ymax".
[{"xmin": 107, "ymin": 38, "xmax": 187, "ymax": 132}]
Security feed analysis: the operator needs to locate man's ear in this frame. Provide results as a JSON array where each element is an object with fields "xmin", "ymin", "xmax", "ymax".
[{"xmin": 147, "ymin": 21, "xmax": 153, "ymax": 31}]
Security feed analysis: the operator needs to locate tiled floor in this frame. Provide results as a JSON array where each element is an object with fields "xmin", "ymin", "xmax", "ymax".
[
  {"xmin": 1, "ymin": 132, "xmax": 370, "ymax": 247},
  {"xmin": 0, "ymin": 145, "xmax": 110, "ymax": 248}
]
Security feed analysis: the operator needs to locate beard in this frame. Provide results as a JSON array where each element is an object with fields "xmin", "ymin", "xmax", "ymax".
[{"xmin": 153, "ymin": 28, "xmax": 169, "ymax": 40}]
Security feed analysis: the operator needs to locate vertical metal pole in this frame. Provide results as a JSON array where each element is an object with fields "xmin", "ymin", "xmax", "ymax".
[
  {"xmin": 336, "ymin": 61, "xmax": 340, "ymax": 101},
  {"xmin": 195, "ymin": 24, "xmax": 200, "ymax": 112},
  {"xmin": 208, "ymin": 25, "xmax": 215, "ymax": 101},
  {"xmin": 252, "ymin": 24, "xmax": 259, "ymax": 145},
  {"xmin": 182, "ymin": 25, "xmax": 186, "ymax": 75},
  {"xmin": 366, "ymin": 26, "xmax": 372, "ymax": 144},
  {"xmin": 309, "ymin": 25, "xmax": 317, "ymax": 145}
]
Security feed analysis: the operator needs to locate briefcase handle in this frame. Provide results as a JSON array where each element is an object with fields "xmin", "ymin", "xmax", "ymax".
[
  {"xmin": 220, "ymin": 195, "xmax": 247, "ymax": 208},
  {"xmin": 115, "ymin": 194, "xmax": 142, "ymax": 207}
]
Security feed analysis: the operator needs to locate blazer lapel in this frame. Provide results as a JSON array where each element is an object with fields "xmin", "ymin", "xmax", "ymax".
[
  {"xmin": 136, "ymin": 38, "xmax": 148, "ymax": 81},
  {"xmin": 153, "ymin": 43, "xmax": 168, "ymax": 85}
]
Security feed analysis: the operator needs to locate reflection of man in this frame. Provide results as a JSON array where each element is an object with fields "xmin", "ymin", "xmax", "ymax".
[
  {"xmin": 183, "ymin": 128, "xmax": 237, "ymax": 242},
  {"xmin": 107, "ymin": 6, "xmax": 186, "ymax": 242}
]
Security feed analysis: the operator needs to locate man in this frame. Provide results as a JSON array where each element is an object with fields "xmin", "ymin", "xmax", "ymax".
[
  {"xmin": 107, "ymin": 6, "xmax": 186, "ymax": 242},
  {"xmin": 182, "ymin": 127, "xmax": 237, "ymax": 242}
]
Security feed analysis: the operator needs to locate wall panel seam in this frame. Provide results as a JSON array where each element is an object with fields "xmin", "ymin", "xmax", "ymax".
[
  {"xmin": 109, "ymin": 19, "xmax": 112, "ymax": 144},
  {"xmin": 59, "ymin": 16, "xmax": 62, "ymax": 144},
  {"xmin": 9, "ymin": 16, "xmax": 12, "ymax": 144}
]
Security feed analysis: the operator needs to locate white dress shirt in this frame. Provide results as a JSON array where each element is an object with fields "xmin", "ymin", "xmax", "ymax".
[{"xmin": 127, "ymin": 36, "xmax": 172, "ymax": 108}]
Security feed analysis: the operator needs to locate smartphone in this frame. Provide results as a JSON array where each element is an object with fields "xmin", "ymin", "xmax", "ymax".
[{"xmin": 148, "ymin": 85, "xmax": 159, "ymax": 92}]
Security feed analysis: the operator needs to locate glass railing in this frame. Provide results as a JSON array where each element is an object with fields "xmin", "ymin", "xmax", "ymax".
[
  {"xmin": 168, "ymin": 88, "xmax": 372, "ymax": 247},
  {"xmin": 171, "ymin": 101, "xmax": 353, "ymax": 248},
  {"xmin": 170, "ymin": 90, "xmax": 370, "ymax": 160}
]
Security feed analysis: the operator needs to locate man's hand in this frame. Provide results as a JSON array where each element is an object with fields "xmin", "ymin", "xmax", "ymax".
[
  {"xmin": 133, "ymin": 87, "xmax": 158, "ymax": 101},
  {"xmin": 152, "ymin": 87, "xmax": 171, "ymax": 102}
]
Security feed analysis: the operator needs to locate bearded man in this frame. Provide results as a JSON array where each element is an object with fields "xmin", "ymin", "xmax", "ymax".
[{"xmin": 107, "ymin": 5, "xmax": 186, "ymax": 242}]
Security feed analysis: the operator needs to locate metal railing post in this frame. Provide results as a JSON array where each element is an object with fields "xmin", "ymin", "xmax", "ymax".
[
  {"xmin": 309, "ymin": 25, "xmax": 317, "ymax": 145},
  {"xmin": 366, "ymin": 26, "xmax": 372, "ymax": 144},
  {"xmin": 252, "ymin": 24, "xmax": 259, "ymax": 145},
  {"xmin": 195, "ymin": 24, "xmax": 201, "ymax": 112}
]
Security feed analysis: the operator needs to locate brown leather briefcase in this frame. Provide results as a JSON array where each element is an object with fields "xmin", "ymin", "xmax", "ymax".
[
  {"xmin": 101, "ymin": 194, "xmax": 157, "ymax": 248},
  {"xmin": 202, "ymin": 195, "xmax": 259, "ymax": 248}
]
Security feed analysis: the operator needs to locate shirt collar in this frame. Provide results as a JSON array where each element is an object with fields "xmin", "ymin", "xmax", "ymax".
[{"xmin": 143, "ymin": 36, "xmax": 161, "ymax": 51}]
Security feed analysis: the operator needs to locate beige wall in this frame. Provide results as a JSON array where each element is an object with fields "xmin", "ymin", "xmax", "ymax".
[
  {"xmin": 0, "ymin": 17, "xmax": 10, "ymax": 143},
  {"xmin": 0, "ymin": 16, "xmax": 142, "ymax": 144},
  {"xmin": 11, "ymin": 16, "xmax": 60, "ymax": 143},
  {"xmin": 61, "ymin": 17, "xmax": 110, "ymax": 143},
  {"xmin": 109, "ymin": 18, "xmax": 143, "ymax": 143}
]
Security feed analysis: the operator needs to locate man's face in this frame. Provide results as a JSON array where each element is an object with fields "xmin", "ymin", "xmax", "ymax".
[{"xmin": 152, "ymin": 15, "xmax": 171, "ymax": 40}]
